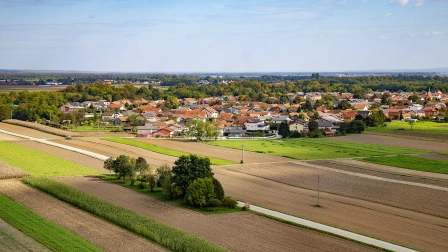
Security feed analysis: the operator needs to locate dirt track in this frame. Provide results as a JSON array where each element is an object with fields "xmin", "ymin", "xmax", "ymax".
[
  {"xmin": 57, "ymin": 176, "xmax": 378, "ymax": 252},
  {"xmin": 0, "ymin": 122, "xmax": 64, "ymax": 140},
  {"xmin": 0, "ymin": 179, "xmax": 166, "ymax": 252},
  {"xmin": 0, "ymin": 217, "xmax": 50, "ymax": 252}
]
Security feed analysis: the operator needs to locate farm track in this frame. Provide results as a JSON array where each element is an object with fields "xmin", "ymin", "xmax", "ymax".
[
  {"xmin": 57, "ymin": 176, "xmax": 379, "ymax": 252},
  {"xmin": 1, "ymin": 123, "xmax": 447, "ymax": 251},
  {"xmin": 0, "ymin": 217, "xmax": 50, "ymax": 252},
  {"xmin": 0, "ymin": 123, "xmax": 64, "ymax": 140},
  {"xmin": 0, "ymin": 179, "xmax": 166, "ymax": 252},
  {"xmin": 331, "ymin": 133, "xmax": 448, "ymax": 152}
]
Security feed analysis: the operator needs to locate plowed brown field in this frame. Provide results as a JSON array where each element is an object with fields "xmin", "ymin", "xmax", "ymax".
[
  {"xmin": 57, "ymin": 176, "xmax": 378, "ymax": 252},
  {"xmin": 0, "ymin": 179, "xmax": 166, "ymax": 252},
  {"xmin": 0, "ymin": 161, "xmax": 29, "ymax": 179},
  {"xmin": 0, "ymin": 123, "xmax": 64, "ymax": 140}
]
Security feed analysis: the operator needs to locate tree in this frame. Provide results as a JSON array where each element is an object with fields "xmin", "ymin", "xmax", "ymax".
[
  {"xmin": 171, "ymin": 154, "xmax": 214, "ymax": 196},
  {"xmin": 185, "ymin": 119, "xmax": 205, "ymax": 141},
  {"xmin": 212, "ymin": 177, "xmax": 225, "ymax": 201},
  {"xmin": 164, "ymin": 95, "xmax": 180, "ymax": 110},
  {"xmin": 308, "ymin": 120, "xmax": 319, "ymax": 132},
  {"xmin": 135, "ymin": 157, "xmax": 150, "ymax": 184},
  {"xmin": 337, "ymin": 100, "xmax": 353, "ymax": 110},
  {"xmin": 186, "ymin": 177, "xmax": 215, "ymax": 207},
  {"xmin": 278, "ymin": 121, "xmax": 290, "ymax": 138},
  {"xmin": 408, "ymin": 120, "xmax": 416, "ymax": 130},
  {"xmin": 348, "ymin": 120, "xmax": 365, "ymax": 133}
]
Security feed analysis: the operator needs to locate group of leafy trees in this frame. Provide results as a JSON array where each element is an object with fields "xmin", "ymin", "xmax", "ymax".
[
  {"xmin": 185, "ymin": 119, "xmax": 220, "ymax": 141},
  {"xmin": 104, "ymin": 154, "xmax": 237, "ymax": 209}
]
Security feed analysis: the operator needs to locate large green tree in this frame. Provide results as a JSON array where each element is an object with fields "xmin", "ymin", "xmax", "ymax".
[
  {"xmin": 278, "ymin": 121, "xmax": 290, "ymax": 138},
  {"xmin": 171, "ymin": 154, "xmax": 214, "ymax": 196}
]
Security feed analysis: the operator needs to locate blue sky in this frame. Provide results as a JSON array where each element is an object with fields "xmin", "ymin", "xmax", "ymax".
[{"xmin": 0, "ymin": 0, "xmax": 447, "ymax": 72}]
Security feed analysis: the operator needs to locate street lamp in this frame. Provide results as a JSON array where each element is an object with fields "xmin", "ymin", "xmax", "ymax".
[{"xmin": 241, "ymin": 144, "xmax": 244, "ymax": 164}]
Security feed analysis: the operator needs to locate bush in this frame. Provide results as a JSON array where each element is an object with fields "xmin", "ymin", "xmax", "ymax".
[
  {"xmin": 222, "ymin": 196, "xmax": 237, "ymax": 209},
  {"xmin": 208, "ymin": 198, "xmax": 222, "ymax": 208},
  {"xmin": 186, "ymin": 177, "xmax": 215, "ymax": 207},
  {"xmin": 212, "ymin": 178, "xmax": 225, "ymax": 201}
]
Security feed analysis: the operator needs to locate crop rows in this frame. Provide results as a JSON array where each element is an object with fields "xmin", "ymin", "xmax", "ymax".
[{"xmin": 22, "ymin": 177, "xmax": 227, "ymax": 252}]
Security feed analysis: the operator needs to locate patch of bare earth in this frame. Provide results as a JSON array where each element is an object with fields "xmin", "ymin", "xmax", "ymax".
[
  {"xmin": 0, "ymin": 179, "xmax": 166, "ymax": 252},
  {"xmin": 133, "ymin": 138, "xmax": 295, "ymax": 164},
  {"xmin": 0, "ymin": 218, "xmax": 50, "ymax": 252},
  {"xmin": 213, "ymin": 165, "xmax": 448, "ymax": 252},
  {"xmin": 0, "ymin": 132, "xmax": 22, "ymax": 141},
  {"xmin": 331, "ymin": 133, "xmax": 448, "ymax": 152},
  {"xmin": 57, "ymin": 176, "xmax": 379, "ymax": 252},
  {"xmin": 0, "ymin": 161, "xmax": 29, "ymax": 179}
]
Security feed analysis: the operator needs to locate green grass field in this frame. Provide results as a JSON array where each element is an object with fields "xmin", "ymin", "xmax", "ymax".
[
  {"xmin": 206, "ymin": 138, "xmax": 424, "ymax": 160},
  {"xmin": 101, "ymin": 175, "xmax": 241, "ymax": 215},
  {"xmin": 70, "ymin": 125, "xmax": 124, "ymax": 132},
  {"xmin": 366, "ymin": 121, "xmax": 448, "ymax": 134},
  {"xmin": 359, "ymin": 155, "xmax": 448, "ymax": 174},
  {"xmin": 0, "ymin": 193, "xmax": 101, "ymax": 251},
  {"xmin": 22, "ymin": 177, "xmax": 226, "ymax": 252},
  {"xmin": 103, "ymin": 138, "xmax": 236, "ymax": 165},
  {"xmin": 0, "ymin": 141, "xmax": 101, "ymax": 177}
]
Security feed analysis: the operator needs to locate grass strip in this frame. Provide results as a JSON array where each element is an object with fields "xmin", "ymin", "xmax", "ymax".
[
  {"xmin": 366, "ymin": 121, "xmax": 448, "ymax": 135},
  {"xmin": 22, "ymin": 177, "xmax": 227, "ymax": 252},
  {"xmin": 103, "ymin": 138, "xmax": 236, "ymax": 165},
  {"xmin": 101, "ymin": 175, "xmax": 241, "ymax": 215},
  {"xmin": 359, "ymin": 155, "xmax": 448, "ymax": 174},
  {"xmin": 206, "ymin": 138, "xmax": 423, "ymax": 160},
  {"xmin": 0, "ymin": 141, "xmax": 101, "ymax": 177},
  {"xmin": 0, "ymin": 193, "xmax": 101, "ymax": 252}
]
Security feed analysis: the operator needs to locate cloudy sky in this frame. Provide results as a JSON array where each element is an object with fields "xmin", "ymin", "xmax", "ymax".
[{"xmin": 0, "ymin": 0, "xmax": 447, "ymax": 72}]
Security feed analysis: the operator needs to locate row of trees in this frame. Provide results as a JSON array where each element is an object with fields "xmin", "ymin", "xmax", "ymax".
[{"xmin": 104, "ymin": 154, "xmax": 237, "ymax": 208}]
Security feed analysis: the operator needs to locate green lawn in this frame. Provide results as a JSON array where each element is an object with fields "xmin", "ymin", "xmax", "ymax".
[
  {"xmin": 0, "ymin": 193, "xmax": 101, "ymax": 252},
  {"xmin": 0, "ymin": 141, "xmax": 101, "ymax": 177},
  {"xmin": 101, "ymin": 175, "xmax": 241, "ymax": 215},
  {"xmin": 70, "ymin": 125, "xmax": 123, "ymax": 132},
  {"xmin": 103, "ymin": 138, "xmax": 236, "ymax": 165},
  {"xmin": 359, "ymin": 155, "xmax": 448, "ymax": 174},
  {"xmin": 22, "ymin": 177, "xmax": 226, "ymax": 252},
  {"xmin": 206, "ymin": 138, "xmax": 424, "ymax": 160},
  {"xmin": 366, "ymin": 121, "xmax": 448, "ymax": 134}
]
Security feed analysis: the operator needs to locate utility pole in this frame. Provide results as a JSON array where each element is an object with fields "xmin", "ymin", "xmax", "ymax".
[
  {"xmin": 241, "ymin": 144, "xmax": 244, "ymax": 163},
  {"xmin": 317, "ymin": 175, "xmax": 320, "ymax": 207}
]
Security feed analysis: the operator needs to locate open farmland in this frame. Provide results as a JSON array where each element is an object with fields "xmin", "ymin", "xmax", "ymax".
[
  {"xmin": 56, "ymin": 176, "xmax": 379, "ymax": 252},
  {"xmin": 367, "ymin": 121, "xmax": 448, "ymax": 135},
  {"xmin": 330, "ymin": 133, "xmax": 448, "ymax": 152},
  {"xmin": 0, "ymin": 161, "xmax": 29, "ymax": 179},
  {"xmin": 0, "ymin": 141, "xmax": 101, "ymax": 177},
  {"xmin": 205, "ymin": 138, "xmax": 424, "ymax": 160},
  {"xmin": 0, "ymin": 217, "xmax": 50, "ymax": 252},
  {"xmin": 1, "ymin": 124, "xmax": 447, "ymax": 250},
  {"xmin": 0, "ymin": 180, "xmax": 166, "ymax": 252},
  {"xmin": 0, "ymin": 122, "xmax": 65, "ymax": 140}
]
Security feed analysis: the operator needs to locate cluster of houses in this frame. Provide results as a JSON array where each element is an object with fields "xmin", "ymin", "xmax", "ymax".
[{"xmin": 58, "ymin": 89, "xmax": 448, "ymax": 138}]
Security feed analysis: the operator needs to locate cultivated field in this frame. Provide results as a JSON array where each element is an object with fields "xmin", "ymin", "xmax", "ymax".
[
  {"xmin": 2, "ymin": 120, "xmax": 81, "ymax": 138},
  {"xmin": 0, "ymin": 180, "xmax": 166, "ymax": 252},
  {"xmin": 330, "ymin": 133, "xmax": 448, "ymax": 152},
  {"xmin": 0, "ymin": 122, "xmax": 66, "ymax": 140},
  {"xmin": 1, "ymin": 123, "xmax": 447, "ymax": 251},
  {"xmin": 0, "ymin": 85, "xmax": 67, "ymax": 92},
  {"xmin": 0, "ymin": 161, "xmax": 29, "ymax": 179},
  {"xmin": 57, "ymin": 176, "xmax": 378, "ymax": 252},
  {"xmin": 0, "ymin": 217, "xmax": 50, "ymax": 252}
]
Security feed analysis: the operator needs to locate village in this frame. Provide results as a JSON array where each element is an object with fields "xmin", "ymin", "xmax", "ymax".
[{"xmin": 58, "ymin": 89, "xmax": 448, "ymax": 138}]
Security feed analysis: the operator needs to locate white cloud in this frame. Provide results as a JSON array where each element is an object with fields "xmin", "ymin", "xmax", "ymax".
[
  {"xmin": 379, "ymin": 35, "xmax": 387, "ymax": 40},
  {"xmin": 410, "ymin": 33, "xmax": 417, "ymax": 37},
  {"xmin": 414, "ymin": 0, "xmax": 425, "ymax": 7},
  {"xmin": 432, "ymin": 31, "xmax": 442, "ymax": 35},
  {"xmin": 384, "ymin": 13, "xmax": 392, "ymax": 18},
  {"xmin": 390, "ymin": 0, "xmax": 409, "ymax": 6}
]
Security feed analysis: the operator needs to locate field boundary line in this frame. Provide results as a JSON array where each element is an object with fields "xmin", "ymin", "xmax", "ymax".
[
  {"xmin": 237, "ymin": 201, "xmax": 417, "ymax": 252},
  {"xmin": 298, "ymin": 161, "xmax": 448, "ymax": 192}
]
